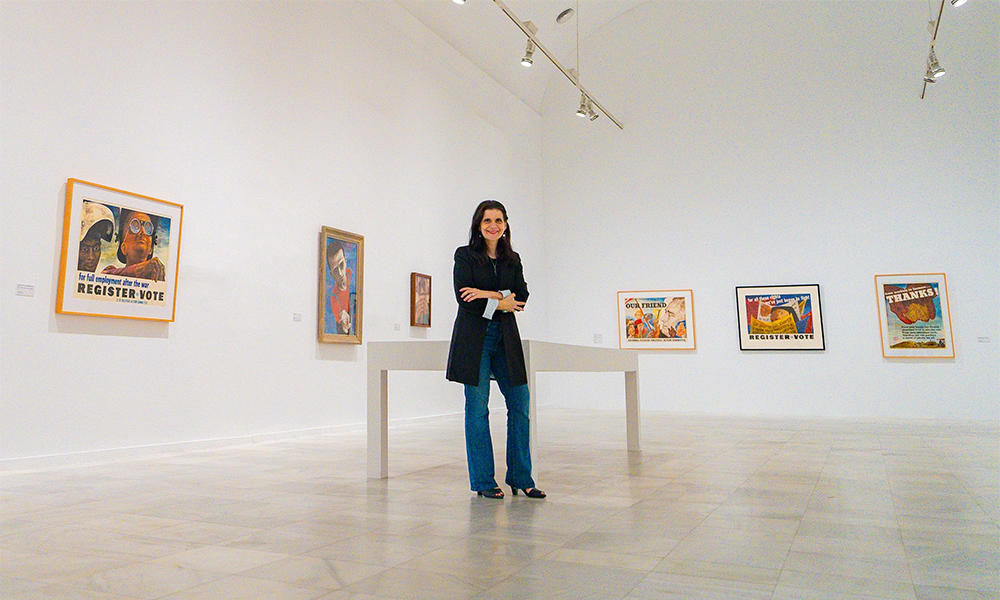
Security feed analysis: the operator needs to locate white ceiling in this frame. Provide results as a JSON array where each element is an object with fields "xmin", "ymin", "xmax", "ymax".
[{"xmin": 397, "ymin": 0, "xmax": 646, "ymax": 114}]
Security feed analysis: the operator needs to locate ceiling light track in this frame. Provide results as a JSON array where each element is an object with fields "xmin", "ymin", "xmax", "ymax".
[
  {"xmin": 920, "ymin": 0, "xmax": 968, "ymax": 99},
  {"xmin": 492, "ymin": 0, "xmax": 621, "ymax": 129},
  {"xmin": 457, "ymin": 0, "xmax": 623, "ymax": 129}
]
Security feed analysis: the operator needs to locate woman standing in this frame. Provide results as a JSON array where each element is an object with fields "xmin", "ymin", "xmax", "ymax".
[{"xmin": 446, "ymin": 200, "xmax": 546, "ymax": 500}]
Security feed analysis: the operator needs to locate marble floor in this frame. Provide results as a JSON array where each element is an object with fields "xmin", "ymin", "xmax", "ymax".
[{"xmin": 1, "ymin": 408, "xmax": 998, "ymax": 599}]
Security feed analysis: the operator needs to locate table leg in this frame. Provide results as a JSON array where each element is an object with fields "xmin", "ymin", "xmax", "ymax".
[
  {"xmin": 625, "ymin": 370, "xmax": 640, "ymax": 452},
  {"xmin": 367, "ymin": 368, "xmax": 388, "ymax": 479}
]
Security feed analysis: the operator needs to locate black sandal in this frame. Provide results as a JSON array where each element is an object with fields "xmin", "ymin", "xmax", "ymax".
[
  {"xmin": 511, "ymin": 487, "xmax": 546, "ymax": 499},
  {"xmin": 477, "ymin": 487, "xmax": 504, "ymax": 499}
]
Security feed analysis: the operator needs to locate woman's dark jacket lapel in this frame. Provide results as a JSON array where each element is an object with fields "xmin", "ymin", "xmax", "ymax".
[{"xmin": 446, "ymin": 245, "xmax": 529, "ymax": 386}]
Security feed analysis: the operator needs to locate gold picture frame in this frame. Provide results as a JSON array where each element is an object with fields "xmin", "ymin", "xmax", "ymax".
[{"xmin": 319, "ymin": 226, "xmax": 364, "ymax": 344}]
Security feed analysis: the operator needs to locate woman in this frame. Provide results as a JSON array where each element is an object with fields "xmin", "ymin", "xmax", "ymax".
[{"xmin": 446, "ymin": 200, "xmax": 545, "ymax": 500}]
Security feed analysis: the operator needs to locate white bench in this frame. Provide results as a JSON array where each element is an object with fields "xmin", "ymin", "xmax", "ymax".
[{"xmin": 367, "ymin": 340, "xmax": 640, "ymax": 479}]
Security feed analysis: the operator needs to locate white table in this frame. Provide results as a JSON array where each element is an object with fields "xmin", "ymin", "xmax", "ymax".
[{"xmin": 367, "ymin": 340, "xmax": 640, "ymax": 479}]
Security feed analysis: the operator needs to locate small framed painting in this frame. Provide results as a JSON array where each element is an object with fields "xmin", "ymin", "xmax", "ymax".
[
  {"xmin": 617, "ymin": 290, "xmax": 695, "ymax": 350},
  {"xmin": 875, "ymin": 273, "xmax": 954, "ymax": 358},
  {"xmin": 410, "ymin": 272, "xmax": 431, "ymax": 327},
  {"xmin": 56, "ymin": 179, "xmax": 183, "ymax": 321},
  {"xmin": 736, "ymin": 284, "xmax": 825, "ymax": 351},
  {"xmin": 319, "ymin": 226, "xmax": 364, "ymax": 344}
]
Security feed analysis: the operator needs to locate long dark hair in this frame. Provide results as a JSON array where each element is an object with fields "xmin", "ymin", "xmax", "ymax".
[{"xmin": 468, "ymin": 200, "xmax": 518, "ymax": 264}]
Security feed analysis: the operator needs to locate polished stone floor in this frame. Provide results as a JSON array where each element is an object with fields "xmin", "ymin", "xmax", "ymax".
[{"xmin": 2, "ymin": 408, "xmax": 997, "ymax": 599}]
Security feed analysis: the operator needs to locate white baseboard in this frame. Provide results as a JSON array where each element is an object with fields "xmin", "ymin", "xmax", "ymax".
[
  {"xmin": 0, "ymin": 411, "xmax": 467, "ymax": 473},
  {"xmin": 0, "ymin": 423, "xmax": 364, "ymax": 473}
]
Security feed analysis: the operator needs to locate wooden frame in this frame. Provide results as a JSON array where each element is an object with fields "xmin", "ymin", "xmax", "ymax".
[
  {"xmin": 319, "ymin": 226, "xmax": 364, "ymax": 344},
  {"xmin": 875, "ymin": 273, "xmax": 954, "ymax": 358},
  {"xmin": 736, "ymin": 284, "xmax": 825, "ymax": 351},
  {"xmin": 56, "ymin": 178, "xmax": 183, "ymax": 322},
  {"xmin": 617, "ymin": 290, "xmax": 696, "ymax": 350},
  {"xmin": 410, "ymin": 272, "xmax": 431, "ymax": 327}
]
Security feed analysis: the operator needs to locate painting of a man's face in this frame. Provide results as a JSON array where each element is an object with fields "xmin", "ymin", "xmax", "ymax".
[
  {"xmin": 328, "ymin": 248, "xmax": 348, "ymax": 290},
  {"xmin": 121, "ymin": 211, "xmax": 154, "ymax": 265},
  {"xmin": 659, "ymin": 298, "xmax": 685, "ymax": 331},
  {"xmin": 78, "ymin": 228, "xmax": 106, "ymax": 272},
  {"xmin": 78, "ymin": 201, "xmax": 114, "ymax": 272}
]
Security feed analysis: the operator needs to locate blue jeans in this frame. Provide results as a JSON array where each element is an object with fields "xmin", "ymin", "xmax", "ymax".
[{"xmin": 464, "ymin": 321, "xmax": 535, "ymax": 492}]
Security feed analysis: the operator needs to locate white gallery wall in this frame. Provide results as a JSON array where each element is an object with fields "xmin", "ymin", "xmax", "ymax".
[
  {"xmin": 2, "ymin": 0, "xmax": 997, "ymax": 467},
  {"xmin": 539, "ymin": 1, "xmax": 999, "ymax": 420},
  {"xmin": 0, "ymin": 1, "xmax": 547, "ymax": 464}
]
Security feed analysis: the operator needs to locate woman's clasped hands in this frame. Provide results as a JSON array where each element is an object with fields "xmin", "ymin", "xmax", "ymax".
[{"xmin": 459, "ymin": 287, "xmax": 525, "ymax": 312}]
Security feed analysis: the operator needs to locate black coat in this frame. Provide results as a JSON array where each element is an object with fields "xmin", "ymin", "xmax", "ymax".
[{"xmin": 446, "ymin": 245, "xmax": 529, "ymax": 386}]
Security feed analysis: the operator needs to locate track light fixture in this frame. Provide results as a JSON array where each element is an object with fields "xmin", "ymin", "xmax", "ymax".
[
  {"xmin": 521, "ymin": 40, "xmax": 534, "ymax": 67},
  {"xmin": 454, "ymin": 0, "xmax": 622, "ymax": 128},
  {"xmin": 927, "ymin": 48, "xmax": 945, "ymax": 78},
  {"xmin": 520, "ymin": 21, "xmax": 537, "ymax": 67},
  {"xmin": 921, "ymin": 0, "xmax": 966, "ymax": 98},
  {"xmin": 573, "ymin": 94, "xmax": 599, "ymax": 120}
]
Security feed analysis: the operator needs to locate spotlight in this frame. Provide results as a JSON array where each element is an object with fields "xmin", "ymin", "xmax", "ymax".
[
  {"xmin": 586, "ymin": 98, "xmax": 599, "ymax": 121},
  {"xmin": 520, "ymin": 21, "xmax": 538, "ymax": 67},
  {"xmin": 521, "ymin": 40, "xmax": 534, "ymax": 67},
  {"xmin": 928, "ymin": 48, "xmax": 945, "ymax": 78},
  {"xmin": 924, "ymin": 68, "xmax": 937, "ymax": 83},
  {"xmin": 951, "ymin": 0, "xmax": 967, "ymax": 6},
  {"xmin": 477, "ymin": 1, "xmax": 622, "ymax": 127}
]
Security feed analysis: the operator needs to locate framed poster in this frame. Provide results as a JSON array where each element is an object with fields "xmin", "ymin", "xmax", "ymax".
[
  {"xmin": 319, "ymin": 227, "xmax": 363, "ymax": 344},
  {"xmin": 736, "ymin": 284, "xmax": 825, "ymax": 351},
  {"xmin": 875, "ymin": 273, "xmax": 954, "ymax": 358},
  {"xmin": 410, "ymin": 272, "xmax": 431, "ymax": 327},
  {"xmin": 56, "ymin": 179, "xmax": 183, "ymax": 321},
  {"xmin": 617, "ymin": 290, "xmax": 695, "ymax": 350}
]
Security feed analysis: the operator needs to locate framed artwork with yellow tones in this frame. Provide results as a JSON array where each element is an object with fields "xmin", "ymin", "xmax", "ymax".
[
  {"xmin": 875, "ymin": 273, "xmax": 954, "ymax": 358},
  {"xmin": 736, "ymin": 284, "xmax": 825, "ymax": 351},
  {"xmin": 410, "ymin": 273, "xmax": 431, "ymax": 328},
  {"xmin": 56, "ymin": 179, "xmax": 183, "ymax": 321},
  {"xmin": 319, "ymin": 226, "xmax": 364, "ymax": 344},
  {"xmin": 617, "ymin": 290, "xmax": 695, "ymax": 350}
]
